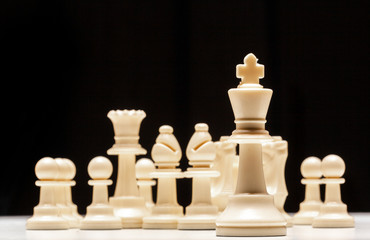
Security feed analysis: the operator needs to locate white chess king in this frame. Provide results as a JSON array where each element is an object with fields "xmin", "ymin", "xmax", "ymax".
[{"xmin": 215, "ymin": 53, "xmax": 287, "ymax": 236}]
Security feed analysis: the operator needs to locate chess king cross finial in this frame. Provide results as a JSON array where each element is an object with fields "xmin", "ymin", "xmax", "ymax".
[{"xmin": 236, "ymin": 53, "xmax": 264, "ymax": 86}]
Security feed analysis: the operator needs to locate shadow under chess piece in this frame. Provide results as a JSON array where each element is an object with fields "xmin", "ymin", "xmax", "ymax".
[
  {"xmin": 215, "ymin": 53, "xmax": 286, "ymax": 237},
  {"xmin": 312, "ymin": 154, "xmax": 354, "ymax": 228},
  {"xmin": 143, "ymin": 125, "xmax": 184, "ymax": 229},
  {"xmin": 81, "ymin": 156, "xmax": 122, "ymax": 230},
  {"xmin": 107, "ymin": 109, "xmax": 148, "ymax": 228},
  {"xmin": 293, "ymin": 156, "xmax": 323, "ymax": 225},
  {"xmin": 262, "ymin": 136, "xmax": 292, "ymax": 227},
  {"xmin": 178, "ymin": 123, "xmax": 219, "ymax": 230},
  {"xmin": 136, "ymin": 158, "xmax": 156, "ymax": 212},
  {"xmin": 26, "ymin": 157, "xmax": 69, "ymax": 230}
]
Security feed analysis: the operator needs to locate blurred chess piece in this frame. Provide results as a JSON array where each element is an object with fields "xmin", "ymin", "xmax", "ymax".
[
  {"xmin": 178, "ymin": 123, "xmax": 219, "ymax": 230},
  {"xmin": 136, "ymin": 158, "xmax": 156, "ymax": 212},
  {"xmin": 312, "ymin": 154, "xmax": 354, "ymax": 228},
  {"xmin": 262, "ymin": 136, "xmax": 292, "ymax": 227},
  {"xmin": 211, "ymin": 136, "xmax": 237, "ymax": 212},
  {"xmin": 293, "ymin": 156, "xmax": 323, "ymax": 225},
  {"xmin": 216, "ymin": 53, "xmax": 286, "ymax": 237},
  {"xmin": 107, "ymin": 109, "xmax": 148, "ymax": 228},
  {"xmin": 63, "ymin": 158, "xmax": 83, "ymax": 222},
  {"xmin": 26, "ymin": 157, "xmax": 69, "ymax": 230},
  {"xmin": 143, "ymin": 125, "xmax": 184, "ymax": 229},
  {"xmin": 81, "ymin": 156, "xmax": 122, "ymax": 230},
  {"xmin": 54, "ymin": 158, "xmax": 80, "ymax": 228}
]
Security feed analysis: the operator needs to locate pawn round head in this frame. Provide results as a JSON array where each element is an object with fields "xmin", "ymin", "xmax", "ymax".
[
  {"xmin": 63, "ymin": 158, "xmax": 76, "ymax": 180},
  {"xmin": 322, "ymin": 154, "xmax": 345, "ymax": 178},
  {"xmin": 55, "ymin": 158, "xmax": 71, "ymax": 180},
  {"xmin": 88, "ymin": 156, "xmax": 113, "ymax": 180},
  {"xmin": 136, "ymin": 158, "xmax": 155, "ymax": 179},
  {"xmin": 195, "ymin": 123, "xmax": 208, "ymax": 132},
  {"xmin": 159, "ymin": 125, "xmax": 173, "ymax": 134},
  {"xmin": 301, "ymin": 156, "xmax": 322, "ymax": 179},
  {"xmin": 35, "ymin": 157, "xmax": 58, "ymax": 180}
]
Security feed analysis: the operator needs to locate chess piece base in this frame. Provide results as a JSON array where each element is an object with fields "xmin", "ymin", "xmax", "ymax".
[
  {"xmin": 57, "ymin": 204, "xmax": 80, "ymax": 228},
  {"xmin": 215, "ymin": 194, "xmax": 286, "ymax": 236},
  {"xmin": 293, "ymin": 201, "xmax": 322, "ymax": 225},
  {"xmin": 26, "ymin": 206, "xmax": 69, "ymax": 230},
  {"xmin": 178, "ymin": 205, "xmax": 218, "ymax": 230},
  {"xmin": 281, "ymin": 211, "xmax": 293, "ymax": 227},
  {"xmin": 80, "ymin": 205, "xmax": 122, "ymax": 230},
  {"xmin": 109, "ymin": 196, "xmax": 148, "ymax": 228},
  {"xmin": 312, "ymin": 203, "xmax": 354, "ymax": 228},
  {"xmin": 142, "ymin": 205, "xmax": 183, "ymax": 229}
]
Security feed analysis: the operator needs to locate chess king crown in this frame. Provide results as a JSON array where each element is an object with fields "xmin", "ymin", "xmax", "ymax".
[{"xmin": 228, "ymin": 53, "xmax": 273, "ymax": 143}]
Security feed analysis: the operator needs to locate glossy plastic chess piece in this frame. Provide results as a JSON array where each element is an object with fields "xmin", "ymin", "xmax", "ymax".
[
  {"xmin": 80, "ymin": 156, "xmax": 122, "ymax": 230},
  {"xmin": 54, "ymin": 158, "xmax": 80, "ymax": 228},
  {"xmin": 312, "ymin": 154, "xmax": 354, "ymax": 228},
  {"xmin": 216, "ymin": 53, "xmax": 286, "ymax": 237},
  {"xmin": 26, "ymin": 157, "xmax": 69, "ymax": 230},
  {"xmin": 211, "ymin": 136, "xmax": 237, "ymax": 212},
  {"xmin": 293, "ymin": 156, "xmax": 323, "ymax": 225},
  {"xmin": 136, "ymin": 158, "xmax": 156, "ymax": 212},
  {"xmin": 143, "ymin": 125, "xmax": 184, "ymax": 229},
  {"xmin": 178, "ymin": 123, "xmax": 219, "ymax": 230},
  {"xmin": 63, "ymin": 159, "xmax": 83, "ymax": 223},
  {"xmin": 107, "ymin": 109, "xmax": 148, "ymax": 228},
  {"xmin": 262, "ymin": 136, "xmax": 292, "ymax": 227}
]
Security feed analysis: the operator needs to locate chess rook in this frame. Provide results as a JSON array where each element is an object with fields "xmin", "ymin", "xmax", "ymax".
[
  {"xmin": 312, "ymin": 154, "xmax": 354, "ymax": 228},
  {"xmin": 216, "ymin": 53, "xmax": 287, "ymax": 237},
  {"xmin": 178, "ymin": 123, "xmax": 219, "ymax": 230},
  {"xmin": 293, "ymin": 156, "xmax": 323, "ymax": 225},
  {"xmin": 81, "ymin": 156, "xmax": 121, "ymax": 230},
  {"xmin": 26, "ymin": 157, "xmax": 69, "ymax": 230},
  {"xmin": 143, "ymin": 125, "xmax": 184, "ymax": 229},
  {"xmin": 107, "ymin": 109, "xmax": 148, "ymax": 228}
]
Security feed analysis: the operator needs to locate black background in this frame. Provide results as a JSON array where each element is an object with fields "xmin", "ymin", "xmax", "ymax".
[{"xmin": 1, "ymin": 0, "xmax": 369, "ymax": 215}]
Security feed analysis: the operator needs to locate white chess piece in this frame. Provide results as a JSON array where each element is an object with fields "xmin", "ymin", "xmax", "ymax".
[
  {"xmin": 293, "ymin": 156, "xmax": 323, "ymax": 225},
  {"xmin": 107, "ymin": 109, "xmax": 148, "ymax": 228},
  {"xmin": 143, "ymin": 125, "xmax": 184, "ymax": 229},
  {"xmin": 262, "ymin": 136, "xmax": 292, "ymax": 227},
  {"xmin": 178, "ymin": 123, "xmax": 219, "ymax": 230},
  {"xmin": 136, "ymin": 158, "xmax": 156, "ymax": 212},
  {"xmin": 63, "ymin": 158, "xmax": 83, "ymax": 222},
  {"xmin": 54, "ymin": 158, "xmax": 80, "ymax": 228},
  {"xmin": 312, "ymin": 154, "xmax": 354, "ymax": 228},
  {"xmin": 80, "ymin": 156, "xmax": 122, "ymax": 230},
  {"xmin": 216, "ymin": 53, "xmax": 286, "ymax": 237},
  {"xmin": 26, "ymin": 157, "xmax": 69, "ymax": 230},
  {"xmin": 211, "ymin": 136, "xmax": 237, "ymax": 212}
]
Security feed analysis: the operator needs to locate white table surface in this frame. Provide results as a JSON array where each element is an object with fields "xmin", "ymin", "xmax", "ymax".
[{"xmin": 1, "ymin": 213, "xmax": 369, "ymax": 240}]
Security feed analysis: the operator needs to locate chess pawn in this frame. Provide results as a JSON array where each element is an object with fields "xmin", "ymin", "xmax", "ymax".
[
  {"xmin": 216, "ymin": 54, "xmax": 286, "ymax": 237},
  {"xmin": 80, "ymin": 156, "xmax": 122, "ymax": 230},
  {"xmin": 107, "ymin": 109, "xmax": 148, "ymax": 228},
  {"xmin": 142, "ymin": 125, "xmax": 184, "ymax": 229},
  {"xmin": 262, "ymin": 136, "xmax": 292, "ymax": 227},
  {"xmin": 26, "ymin": 157, "xmax": 69, "ymax": 230},
  {"xmin": 63, "ymin": 159, "xmax": 83, "ymax": 222},
  {"xmin": 136, "ymin": 158, "xmax": 156, "ymax": 212},
  {"xmin": 312, "ymin": 154, "xmax": 354, "ymax": 228},
  {"xmin": 211, "ymin": 136, "xmax": 237, "ymax": 212},
  {"xmin": 293, "ymin": 156, "xmax": 323, "ymax": 225},
  {"xmin": 54, "ymin": 158, "xmax": 80, "ymax": 228},
  {"xmin": 178, "ymin": 123, "xmax": 219, "ymax": 230}
]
